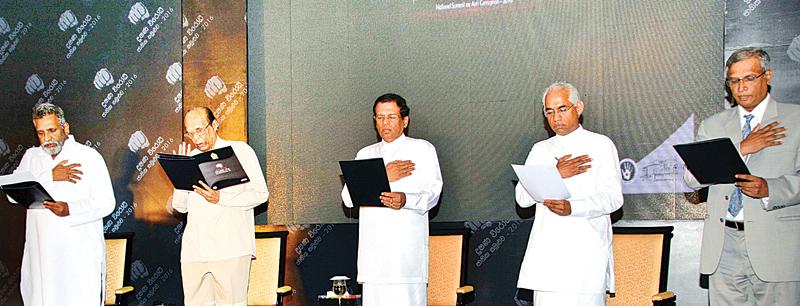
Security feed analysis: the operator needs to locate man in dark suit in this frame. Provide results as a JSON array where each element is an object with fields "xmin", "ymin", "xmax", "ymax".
[{"xmin": 685, "ymin": 47, "xmax": 800, "ymax": 305}]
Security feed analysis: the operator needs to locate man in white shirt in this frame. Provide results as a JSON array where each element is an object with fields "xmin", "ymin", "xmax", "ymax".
[
  {"xmin": 684, "ymin": 47, "xmax": 800, "ymax": 305},
  {"xmin": 11, "ymin": 103, "xmax": 115, "ymax": 305},
  {"xmin": 171, "ymin": 107, "xmax": 269, "ymax": 306},
  {"xmin": 515, "ymin": 82, "xmax": 623, "ymax": 306},
  {"xmin": 341, "ymin": 93, "xmax": 443, "ymax": 306}
]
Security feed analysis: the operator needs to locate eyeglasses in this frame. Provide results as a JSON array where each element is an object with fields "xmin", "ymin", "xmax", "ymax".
[
  {"xmin": 374, "ymin": 114, "xmax": 402, "ymax": 121},
  {"xmin": 184, "ymin": 122, "xmax": 212, "ymax": 139},
  {"xmin": 544, "ymin": 104, "xmax": 575, "ymax": 117},
  {"xmin": 726, "ymin": 71, "xmax": 766, "ymax": 87}
]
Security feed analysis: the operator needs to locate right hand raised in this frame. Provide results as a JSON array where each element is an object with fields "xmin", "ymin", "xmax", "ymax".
[
  {"xmin": 386, "ymin": 160, "xmax": 415, "ymax": 182},
  {"xmin": 172, "ymin": 142, "xmax": 194, "ymax": 156},
  {"xmin": 740, "ymin": 121, "xmax": 785, "ymax": 156},
  {"xmin": 52, "ymin": 160, "xmax": 82, "ymax": 184},
  {"xmin": 556, "ymin": 154, "xmax": 591, "ymax": 179}
]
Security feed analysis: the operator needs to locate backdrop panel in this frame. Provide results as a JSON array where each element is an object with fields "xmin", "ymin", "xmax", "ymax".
[{"xmin": 0, "ymin": 1, "xmax": 185, "ymax": 304}]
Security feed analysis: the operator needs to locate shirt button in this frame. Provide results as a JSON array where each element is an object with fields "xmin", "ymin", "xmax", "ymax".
[{"xmin": 724, "ymin": 196, "xmax": 729, "ymax": 200}]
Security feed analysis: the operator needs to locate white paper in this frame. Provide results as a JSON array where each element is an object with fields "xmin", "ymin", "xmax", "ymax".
[
  {"xmin": 0, "ymin": 171, "xmax": 36, "ymax": 186},
  {"xmin": 512, "ymin": 164, "xmax": 571, "ymax": 202}
]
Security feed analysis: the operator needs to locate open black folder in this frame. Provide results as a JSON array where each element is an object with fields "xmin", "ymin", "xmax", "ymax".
[
  {"xmin": 673, "ymin": 138, "xmax": 750, "ymax": 185},
  {"xmin": 0, "ymin": 172, "xmax": 53, "ymax": 209},
  {"xmin": 339, "ymin": 158, "xmax": 391, "ymax": 207},
  {"xmin": 157, "ymin": 146, "xmax": 249, "ymax": 191}
]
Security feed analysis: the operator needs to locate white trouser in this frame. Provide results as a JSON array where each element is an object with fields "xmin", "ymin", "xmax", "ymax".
[{"xmin": 181, "ymin": 256, "xmax": 252, "ymax": 306}]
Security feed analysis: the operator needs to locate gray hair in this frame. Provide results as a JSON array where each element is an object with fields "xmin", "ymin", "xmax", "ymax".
[
  {"xmin": 32, "ymin": 103, "xmax": 67, "ymax": 126},
  {"xmin": 726, "ymin": 47, "xmax": 770, "ymax": 73},
  {"xmin": 541, "ymin": 81, "xmax": 581, "ymax": 110}
]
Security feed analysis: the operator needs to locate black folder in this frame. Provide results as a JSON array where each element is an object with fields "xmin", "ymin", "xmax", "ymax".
[
  {"xmin": 673, "ymin": 138, "xmax": 750, "ymax": 185},
  {"xmin": 157, "ymin": 146, "xmax": 249, "ymax": 191},
  {"xmin": 339, "ymin": 158, "xmax": 391, "ymax": 207},
  {"xmin": 1, "ymin": 181, "xmax": 53, "ymax": 209}
]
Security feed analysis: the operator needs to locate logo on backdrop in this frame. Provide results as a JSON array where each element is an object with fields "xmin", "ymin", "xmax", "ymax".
[
  {"xmin": 96, "ymin": 67, "xmax": 139, "ymax": 118},
  {"xmin": 183, "ymin": 14, "xmax": 215, "ymax": 56},
  {"xmin": 619, "ymin": 159, "xmax": 637, "ymax": 182},
  {"xmin": 58, "ymin": 10, "xmax": 79, "ymax": 31},
  {"xmin": 0, "ymin": 138, "xmax": 9, "ymax": 157},
  {"xmin": 130, "ymin": 259, "xmax": 149, "ymax": 281},
  {"xmin": 58, "ymin": 9, "xmax": 100, "ymax": 60},
  {"xmin": 0, "ymin": 17, "xmax": 10, "ymax": 35},
  {"xmin": 464, "ymin": 220, "xmax": 493, "ymax": 233},
  {"xmin": 620, "ymin": 115, "xmax": 695, "ymax": 194},
  {"xmin": 128, "ymin": 131, "xmax": 150, "ymax": 153},
  {"xmin": 0, "ymin": 16, "xmax": 32, "ymax": 65},
  {"xmin": 166, "ymin": 62, "xmax": 183, "ymax": 113},
  {"xmin": 25, "ymin": 74, "xmax": 44, "ymax": 95},
  {"xmin": 131, "ymin": 3, "xmax": 175, "ymax": 53},
  {"xmin": 25, "ymin": 73, "xmax": 67, "ymax": 104},
  {"xmin": 0, "ymin": 142, "xmax": 24, "ymax": 174},
  {"xmin": 204, "ymin": 76, "xmax": 227, "ymax": 98},
  {"xmin": 94, "ymin": 68, "xmax": 114, "ymax": 90},
  {"xmin": 742, "ymin": 0, "xmax": 763, "ymax": 17},
  {"xmin": 165, "ymin": 62, "xmax": 181, "ymax": 85},
  {"xmin": 128, "ymin": 2, "xmax": 150, "ymax": 25}
]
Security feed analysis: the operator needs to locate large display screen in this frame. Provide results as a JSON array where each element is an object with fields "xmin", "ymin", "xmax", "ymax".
[{"xmin": 253, "ymin": 1, "xmax": 725, "ymax": 224}]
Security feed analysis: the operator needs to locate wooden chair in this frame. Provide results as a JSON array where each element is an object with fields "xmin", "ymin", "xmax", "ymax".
[
  {"xmin": 607, "ymin": 226, "xmax": 676, "ymax": 306},
  {"xmin": 248, "ymin": 231, "xmax": 292, "ymax": 306},
  {"xmin": 104, "ymin": 232, "xmax": 135, "ymax": 306},
  {"xmin": 428, "ymin": 228, "xmax": 474, "ymax": 306}
]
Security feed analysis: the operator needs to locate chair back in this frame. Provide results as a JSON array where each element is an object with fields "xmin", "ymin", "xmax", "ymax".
[
  {"xmin": 248, "ymin": 231, "xmax": 288, "ymax": 306},
  {"xmin": 428, "ymin": 229, "xmax": 469, "ymax": 306},
  {"xmin": 104, "ymin": 232, "xmax": 134, "ymax": 306},
  {"xmin": 607, "ymin": 226, "xmax": 673, "ymax": 306}
]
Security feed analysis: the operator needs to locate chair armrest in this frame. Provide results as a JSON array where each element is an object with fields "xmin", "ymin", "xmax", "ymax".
[
  {"xmin": 456, "ymin": 285, "xmax": 474, "ymax": 294},
  {"xmin": 652, "ymin": 291, "xmax": 676, "ymax": 301},
  {"xmin": 115, "ymin": 286, "xmax": 135, "ymax": 295},
  {"xmin": 276, "ymin": 285, "xmax": 293, "ymax": 295}
]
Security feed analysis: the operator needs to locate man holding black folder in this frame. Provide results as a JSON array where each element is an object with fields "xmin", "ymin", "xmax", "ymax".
[
  {"xmin": 170, "ymin": 107, "xmax": 269, "ymax": 306},
  {"xmin": 684, "ymin": 47, "xmax": 800, "ymax": 305},
  {"xmin": 10, "ymin": 103, "xmax": 115, "ymax": 305},
  {"xmin": 341, "ymin": 93, "xmax": 443, "ymax": 305}
]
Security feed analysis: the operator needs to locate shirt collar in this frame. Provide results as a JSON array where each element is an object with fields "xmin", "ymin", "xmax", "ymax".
[
  {"xmin": 381, "ymin": 134, "xmax": 407, "ymax": 147},
  {"xmin": 553, "ymin": 125, "xmax": 585, "ymax": 140},
  {"xmin": 737, "ymin": 94, "xmax": 770, "ymax": 128}
]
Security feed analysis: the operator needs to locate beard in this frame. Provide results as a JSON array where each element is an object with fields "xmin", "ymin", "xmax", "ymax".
[{"xmin": 41, "ymin": 139, "xmax": 64, "ymax": 156}]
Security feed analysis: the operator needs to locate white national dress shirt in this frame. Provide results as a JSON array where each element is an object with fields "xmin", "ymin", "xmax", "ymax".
[
  {"xmin": 12, "ymin": 135, "xmax": 115, "ymax": 306},
  {"xmin": 171, "ymin": 138, "xmax": 269, "ymax": 262},
  {"xmin": 515, "ymin": 126, "xmax": 623, "ymax": 294},
  {"xmin": 341, "ymin": 134, "xmax": 443, "ymax": 284}
]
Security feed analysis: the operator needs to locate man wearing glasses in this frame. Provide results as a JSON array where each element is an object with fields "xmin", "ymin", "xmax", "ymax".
[
  {"xmin": 171, "ymin": 107, "xmax": 269, "ymax": 306},
  {"xmin": 684, "ymin": 47, "xmax": 800, "ymax": 305},
  {"xmin": 514, "ymin": 82, "xmax": 623, "ymax": 306},
  {"xmin": 341, "ymin": 93, "xmax": 443, "ymax": 305}
]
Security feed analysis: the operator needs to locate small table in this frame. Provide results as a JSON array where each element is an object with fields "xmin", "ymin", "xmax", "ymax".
[{"xmin": 317, "ymin": 294, "xmax": 361, "ymax": 306}]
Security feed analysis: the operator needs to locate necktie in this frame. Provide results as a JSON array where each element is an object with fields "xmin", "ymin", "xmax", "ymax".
[{"xmin": 728, "ymin": 114, "xmax": 754, "ymax": 216}]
